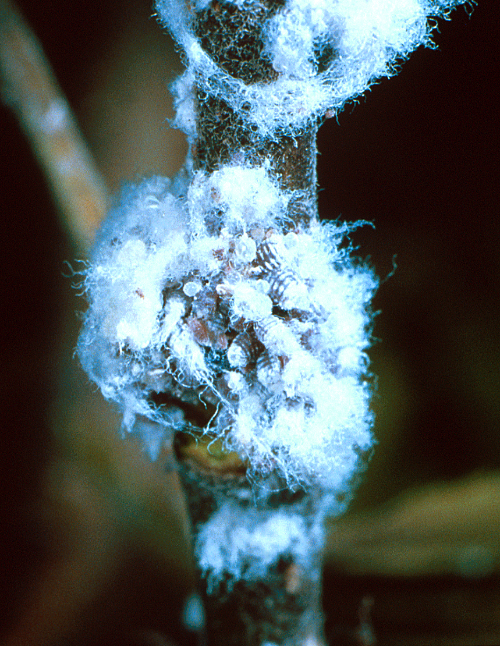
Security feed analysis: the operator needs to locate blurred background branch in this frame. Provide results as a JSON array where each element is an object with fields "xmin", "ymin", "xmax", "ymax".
[{"xmin": 0, "ymin": 0, "xmax": 108, "ymax": 252}]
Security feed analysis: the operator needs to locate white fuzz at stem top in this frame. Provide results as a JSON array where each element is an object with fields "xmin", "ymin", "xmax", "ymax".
[{"xmin": 156, "ymin": 0, "xmax": 469, "ymax": 137}]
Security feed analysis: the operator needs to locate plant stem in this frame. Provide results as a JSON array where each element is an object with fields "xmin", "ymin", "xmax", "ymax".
[
  {"xmin": 177, "ymin": 459, "xmax": 327, "ymax": 646},
  {"xmin": 191, "ymin": 0, "xmax": 319, "ymax": 228},
  {"xmin": 171, "ymin": 2, "xmax": 328, "ymax": 644}
]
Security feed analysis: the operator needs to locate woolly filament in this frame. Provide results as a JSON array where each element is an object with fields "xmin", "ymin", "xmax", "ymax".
[{"xmin": 76, "ymin": 0, "xmax": 469, "ymax": 643}]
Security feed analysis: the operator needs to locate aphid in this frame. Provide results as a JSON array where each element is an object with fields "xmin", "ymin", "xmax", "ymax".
[
  {"xmin": 255, "ymin": 239, "xmax": 282, "ymax": 272},
  {"xmin": 187, "ymin": 316, "xmax": 212, "ymax": 346},
  {"xmin": 187, "ymin": 315, "xmax": 228, "ymax": 351},
  {"xmin": 192, "ymin": 285, "xmax": 219, "ymax": 318},
  {"xmin": 255, "ymin": 315, "xmax": 298, "ymax": 356},
  {"xmin": 256, "ymin": 350, "xmax": 282, "ymax": 391},
  {"xmin": 227, "ymin": 330, "xmax": 261, "ymax": 369},
  {"xmin": 254, "ymin": 314, "xmax": 280, "ymax": 342},
  {"xmin": 267, "ymin": 268, "xmax": 308, "ymax": 310}
]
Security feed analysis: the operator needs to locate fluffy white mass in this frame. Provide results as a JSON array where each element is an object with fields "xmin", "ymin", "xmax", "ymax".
[
  {"xmin": 196, "ymin": 501, "xmax": 325, "ymax": 592},
  {"xmin": 78, "ymin": 164, "xmax": 377, "ymax": 490},
  {"xmin": 156, "ymin": 0, "xmax": 467, "ymax": 136}
]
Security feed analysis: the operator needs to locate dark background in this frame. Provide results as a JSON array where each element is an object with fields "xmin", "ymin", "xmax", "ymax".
[{"xmin": 1, "ymin": 1, "xmax": 499, "ymax": 644}]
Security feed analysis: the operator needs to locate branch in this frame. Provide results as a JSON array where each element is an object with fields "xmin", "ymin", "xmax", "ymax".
[{"xmin": 0, "ymin": 0, "xmax": 108, "ymax": 252}]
